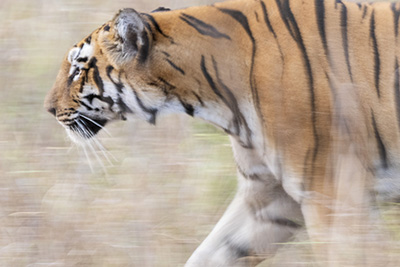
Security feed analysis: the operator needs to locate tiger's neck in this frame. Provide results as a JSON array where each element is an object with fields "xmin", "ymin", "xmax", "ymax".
[{"xmin": 136, "ymin": 0, "xmax": 261, "ymax": 149}]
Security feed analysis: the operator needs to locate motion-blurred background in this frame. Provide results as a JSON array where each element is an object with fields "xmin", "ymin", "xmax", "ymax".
[{"xmin": 1, "ymin": 0, "xmax": 399, "ymax": 266}]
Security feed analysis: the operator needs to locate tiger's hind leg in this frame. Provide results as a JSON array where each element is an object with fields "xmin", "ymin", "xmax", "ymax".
[
  {"xmin": 298, "ymin": 161, "xmax": 380, "ymax": 266},
  {"xmin": 289, "ymin": 125, "xmax": 384, "ymax": 266},
  {"xmin": 185, "ymin": 175, "xmax": 303, "ymax": 267}
]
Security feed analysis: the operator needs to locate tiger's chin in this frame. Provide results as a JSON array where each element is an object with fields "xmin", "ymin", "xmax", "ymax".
[{"xmin": 66, "ymin": 115, "xmax": 108, "ymax": 144}]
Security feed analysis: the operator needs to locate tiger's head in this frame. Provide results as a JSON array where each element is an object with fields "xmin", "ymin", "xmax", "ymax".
[{"xmin": 44, "ymin": 8, "xmax": 165, "ymax": 141}]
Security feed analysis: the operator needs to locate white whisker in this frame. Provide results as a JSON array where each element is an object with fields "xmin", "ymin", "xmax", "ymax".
[
  {"xmin": 72, "ymin": 120, "xmax": 88, "ymax": 140},
  {"xmin": 91, "ymin": 137, "xmax": 115, "ymax": 166},
  {"xmin": 76, "ymin": 119, "xmax": 93, "ymax": 138},
  {"xmin": 66, "ymin": 118, "xmax": 116, "ymax": 175},
  {"xmin": 76, "ymin": 120, "xmax": 99, "ymax": 173},
  {"xmin": 88, "ymin": 140, "xmax": 108, "ymax": 174},
  {"xmin": 79, "ymin": 114, "xmax": 112, "ymax": 137},
  {"xmin": 78, "ymin": 118, "xmax": 117, "ymax": 165},
  {"xmin": 67, "ymin": 140, "xmax": 76, "ymax": 154},
  {"xmin": 81, "ymin": 141, "xmax": 94, "ymax": 173},
  {"xmin": 77, "ymin": 119, "xmax": 109, "ymax": 173}
]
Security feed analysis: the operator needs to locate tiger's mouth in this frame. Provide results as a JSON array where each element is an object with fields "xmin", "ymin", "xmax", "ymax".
[{"xmin": 69, "ymin": 115, "xmax": 108, "ymax": 139}]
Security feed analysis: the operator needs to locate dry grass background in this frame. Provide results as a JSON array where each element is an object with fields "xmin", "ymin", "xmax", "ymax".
[{"xmin": 1, "ymin": 0, "xmax": 400, "ymax": 266}]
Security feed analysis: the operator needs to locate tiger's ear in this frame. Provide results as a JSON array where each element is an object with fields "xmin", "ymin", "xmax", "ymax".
[{"xmin": 106, "ymin": 8, "xmax": 150, "ymax": 65}]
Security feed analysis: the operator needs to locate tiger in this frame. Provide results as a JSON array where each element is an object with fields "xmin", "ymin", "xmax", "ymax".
[{"xmin": 44, "ymin": 0, "xmax": 400, "ymax": 265}]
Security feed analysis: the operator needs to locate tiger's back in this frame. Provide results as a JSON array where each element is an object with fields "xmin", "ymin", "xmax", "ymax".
[{"xmin": 243, "ymin": 0, "xmax": 400, "ymax": 200}]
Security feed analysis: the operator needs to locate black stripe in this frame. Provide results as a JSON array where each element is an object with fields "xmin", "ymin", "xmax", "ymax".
[
  {"xmin": 142, "ymin": 14, "xmax": 172, "ymax": 41},
  {"xmin": 83, "ymin": 93, "xmax": 117, "ymax": 112},
  {"xmin": 271, "ymin": 218, "xmax": 302, "ymax": 228},
  {"xmin": 201, "ymin": 56, "xmax": 224, "ymax": 102},
  {"xmin": 158, "ymin": 77, "xmax": 176, "ymax": 92},
  {"xmin": 151, "ymin": 7, "xmax": 170, "ymax": 13},
  {"xmin": 201, "ymin": 55, "xmax": 252, "ymax": 148},
  {"xmin": 132, "ymin": 85, "xmax": 158, "ymax": 124},
  {"xmin": 211, "ymin": 56, "xmax": 252, "ymax": 147},
  {"xmin": 362, "ymin": 5, "xmax": 368, "ymax": 19},
  {"xmin": 80, "ymin": 67, "xmax": 90, "ymax": 92},
  {"xmin": 261, "ymin": 1, "xmax": 277, "ymax": 38},
  {"xmin": 260, "ymin": 1, "xmax": 284, "ymax": 64},
  {"xmin": 371, "ymin": 111, "xmax": 388, "ymax": 169},
  {"xmin": 212, "ymin": 56, "xmax": 241, "ymax": 111},
  {"xmin": 106, "ymin": 65, "xmax": 123, "ymax": 93},
  {"xmin": 315, "ymin": 0, "xmax": 328, "ymax": 56},
  {"xmin": 192, "ymin": 92, "xmax": 205, "ymax": 106},
  {"xmin": 105, "ymin": 68, "xmax": 133, "ymax": 114},
  {"xmin": 84, "ymin": 94, "xmax": 99, "ymax": 105},
  {"xmin": 236, "ymin": 165, "xmax": 263, "ymax": 180},
  {"xmin": 111, "ymin": 70, "xmax": 133, "ymax": 114},
  {"xmin": 59, "ymin": 117, "xmax": 76, "ymax": 123},
  {"xmin": 124, "ymin": 74, "xmax": 158, "ymax": 124},
  {"xmin": 217, "ymin": 8, "xmax": 263, "ymax": 138},
  {"xmin": 248, "ymin": 174, "xmax": 262, "ymax": 180},
  {"xmin": 274, "ymin": 0, "xmax": 296, "ymax": 40},
  {"xmin": 88, "ymin": 57, "xmax": 104, "ymax": 95},
  {"xmin": 100, "ymin": 96, "xmax": 114, "ymax": 107},
  {"xmin": 57, "ymin": 110, "xmax": 77, "ymax": 117},
  {"xmin": 216, "ymin": 8, "xmax": 254, "ymax": 57},
  {"xmin": 177, "ymin": 96, "xmax": 194, "ymax": 116},
  {"xmin": 201, "ymin": 56, "xmax": 238, "ymax": 133},
  {"xmin": 236, "ymin": 165, "xmax": 247, "ymax": 178},
  {"xmin": 275, "ymin": 0, "xmax": 319, "ymax": 167},
  {"xmin": 116, "ymin": 96, "xmax": 133, "ymax": 114},
  {"xmin": 136, "ymin": 92, "xmax": 157, "ymax": 124},
  {"xmin": 392, "ymin": 3, "xmax": 400, "ymax": 37},
  {"xmin": 76, "ymin": 57, "xmax": 88, "ymax": 63},
  {"xmin": 370, "ymin": 11, "xmax": 381, "ymax": 98},
  {"xmin": 78, "ymin": 100, "xmax": 93, "ymax": 111},
  {"xmin": 179, "ymin": 13, "xmax": 231, "ymax": 40},
  {"xmin": 335, "ymin": 0, "xmax": 342, "ymax": 9},
  {"xmin": 315, "ymin": 1, "xmax": 335, "ymax": 89},
  {"xmin": 85, "ymin": 35, "xmax": 92, "ymax": 44},
  {"xmin": 395, "ymin": 59, "xmax": 400, "ymax": 131},
  {"xmin": 255, "ymin": 11, "xmax": 259, "ymax": 22},
  {"xmin": 67, "ymin": 68, "xmax": 79, "ymax": 87},
  {"xmin": 142, "ymin": 20, "xmax": 153, "ymax": 37},
  {"xmin": 166, "ymin": 58, "xmax": 185, "ymax": 75},
  {"xmin": 225, "ymin": 239, "xmax": 250, "ymax": 258},
  {"xmin": 340, "ymin": 3, "xmax": 353, "ymax": 82}
]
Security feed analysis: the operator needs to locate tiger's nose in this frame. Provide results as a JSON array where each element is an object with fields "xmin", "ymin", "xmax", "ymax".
[{"xmin": 47, "ymin": 107, "xmax": 57, "ymax": 117}]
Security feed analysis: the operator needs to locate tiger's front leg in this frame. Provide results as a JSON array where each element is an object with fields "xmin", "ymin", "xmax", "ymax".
[{"xmin": 186, "ymin": 175, "xmax": 303, "ymax": 267}]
